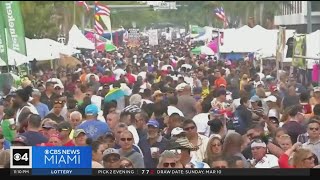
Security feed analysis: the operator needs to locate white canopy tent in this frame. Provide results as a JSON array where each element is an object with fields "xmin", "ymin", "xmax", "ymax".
[
  {"xmin": 26, "ymin": 38, "xmax": 80, "ymax": 61},
  {"xmin": 68, "ymin": 25, "xmax": 95, "ymax": 50},
  {"xmin": 0, "ymin": 49, "xmax": 29, "ymax": 66}
]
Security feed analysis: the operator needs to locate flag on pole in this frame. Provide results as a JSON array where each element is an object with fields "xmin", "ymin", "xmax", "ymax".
[
  {"xmin": 76, "ymin": 1, "xmax": 90, "ymax": 11},
  {"xmin": 94, "ymin": 18, "xmax": 104, "ymax": 35},
  {"xmin": 214, "ymin": 7, "xmax": 229, "ymax": 28},
  {"xmin": 95, "ymin": 1, "xmax": 110, "ymax": 16},
  {"xmin": 1, "ymin": 1, "xmax": 27, "ymax": 55},
  {"xmin": 0, "ymin": 8, "xmax": 8, "ymax": 65}
]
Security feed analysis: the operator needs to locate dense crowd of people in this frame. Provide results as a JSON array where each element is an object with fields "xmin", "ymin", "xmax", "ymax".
[{"xmin": 0, "ymin": 36, "xmax": 320, "ymax": 169}]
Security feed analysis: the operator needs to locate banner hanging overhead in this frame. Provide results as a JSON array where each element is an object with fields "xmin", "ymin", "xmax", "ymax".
[
  {"xmin": 0, "ymin": 7, "xmax": 8, "ymax": 65},
  {"xmin": 1, "ymin": 1, "xmax": 27, "ymax": 55}
]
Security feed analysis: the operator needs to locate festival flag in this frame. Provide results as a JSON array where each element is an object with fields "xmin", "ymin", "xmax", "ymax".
[
  {"xmin": 95, "ymin": 1, "xmax": 110, "ymax": 16},
  {"xmin": 1, "ymin": 1, "xmax": 27, "ymax": 55},
  {"xmin": 0, "ymin": 6, "xmax": 8, "ymax": 65},
  {"xmin": 94, "ymin": 18, "xmax": 104, "ymax": 35},
  {"xmin": 214, "ymin": 7, "xmax": 229, "ymax": 28},
  {"xmin": 76, "ymin": 1, "xmax": 90, "ymax": 11}
]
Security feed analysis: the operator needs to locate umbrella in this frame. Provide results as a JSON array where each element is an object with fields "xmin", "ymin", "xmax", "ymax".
[
  {"xmin": 105, "ymin": 43, "xmax": 117, "ymax": 52},
  {"xmin": 200, "ymin": 46, "xmax": 215, "ymax": 55},
  {"xmin": 191, "ymin": 47, "xmax": 201, "ymax": 55},
  {"xmin": 104, "ymin": 88, "xmax": 125, "ymax": 103}
]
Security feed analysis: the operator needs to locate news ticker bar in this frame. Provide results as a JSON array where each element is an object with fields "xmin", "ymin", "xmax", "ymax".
[{"xmin": 4, "ymin": 169, "xmax": 320, "ymax": 176}]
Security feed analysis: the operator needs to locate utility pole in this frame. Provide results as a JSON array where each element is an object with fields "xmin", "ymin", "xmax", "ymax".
[{"xmin": 307, "ymin": 1, "xmax": 312, "ymax": 33}]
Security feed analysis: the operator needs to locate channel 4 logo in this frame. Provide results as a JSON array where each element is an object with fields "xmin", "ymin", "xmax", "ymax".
[{"xmin": 10, "ymin": 146, "xmax": 32, "ymax": 168}]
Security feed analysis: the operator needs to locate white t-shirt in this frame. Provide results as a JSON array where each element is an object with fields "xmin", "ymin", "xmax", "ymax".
[
  {"xmin": 254, "ymin": 154, "xmax": 279, "ymax": 168},
  {"xmin": 231, "ymin": 98, "xmax": 241, "ymax": 112},
  {"xmin": 113, "ymin": 68, "xmax": 126, "ymax": 80},
  {"xmin": 192, "ymin": 113, "xmax": 210, "ymax": 137}
]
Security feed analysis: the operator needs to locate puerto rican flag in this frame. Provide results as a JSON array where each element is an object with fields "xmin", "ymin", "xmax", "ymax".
[
  {"xmin": 214, "ymin": 7, "xmax": 229, "ymax": 28},
  {"xmin": 95, "ymin": 2, "xmax": 110, "ymax": 16},
  {"xmin": 76, "ymin": 1, "xmax": 90, "ymax": 11}
]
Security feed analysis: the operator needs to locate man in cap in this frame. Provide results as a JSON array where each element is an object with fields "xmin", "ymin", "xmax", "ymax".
[
  {"xmin": 266, "ymin": 109, "xmax": 280, "ymax": 133},
  {"xmin": 177, "ymin": 85, "xmax": 197, "ymax": 119},
  {"xmin": 73, "ymin": 129, "xmax": 87, "ymax": 146},
  {"xmin": 102, "ymin": 148, "xmax": 121, "ymax": 168},
  {"xmin": 138, "ymin": 119, "xmax": 169, "ymax": 168},
  {"xmin": 57, "ymin": 121, "xmax": 75, "ymax": 146},
  {"xmin": 11, "ymin": 135, "xmax": 28, "ymax": 146},
  {"xmin": 31, "ymin": 89, "xmax": 49, "ymax": 119},
  {"xmin": 250, "ymin": 139, "xmax": 279, "ymax": 168},
  {"xmin": 77, "ymin": 104, "xmax": 110, "ymax": 140}
]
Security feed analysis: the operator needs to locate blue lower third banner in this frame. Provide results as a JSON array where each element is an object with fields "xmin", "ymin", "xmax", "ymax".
[{"xmin": 32, "ymin": 146, "xmax": 92, "ymax": 175}]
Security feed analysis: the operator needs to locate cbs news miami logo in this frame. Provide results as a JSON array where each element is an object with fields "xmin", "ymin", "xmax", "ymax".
[{"xmin": 10, "ymin": 146, "xmax": 33, "ymax": 169}]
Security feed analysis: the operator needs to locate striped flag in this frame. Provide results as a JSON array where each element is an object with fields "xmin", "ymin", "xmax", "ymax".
[
  {"xmin": 95, "ymin": 2, "xmax": 110, "ymax": 16},
  {"xmin": 94, "ymin": 19, "xmax": 104, "ymax": 35},
  {"xmin": 76, "ymin": 1, "xmax": 90, "ymax": 11},
  {"xmin": 214, "ymin": 7, "xmax": 229, "ymax": 28}
]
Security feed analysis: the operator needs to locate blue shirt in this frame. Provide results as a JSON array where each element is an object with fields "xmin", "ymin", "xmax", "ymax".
[
  {"xmin": 77, "ymin": 120, "xmax": 110, "ymax": 140},
  {"xmin": 20, "ymin": 131, "xmax": 48, "ymax": 146},
  {"xmin": 34, "ymin": 103, "xmax": 49, "ymax": 119}
]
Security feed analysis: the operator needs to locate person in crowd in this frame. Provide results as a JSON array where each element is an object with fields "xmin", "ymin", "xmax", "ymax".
[
  {"xmin": 40, "ymin": 119, "xmax": 58, "ymax": 138},
  {"xmin": 226, "ymin": 155, "xmax": 245, "ymax": 168},
  {"xmin": 210, "ymin": 156, "xmax": 229, "ymax": 168},
  {"xmin": 47, "ymin": 134, "xmax": 62, "ymax": 146},
  {"xmin": 77, "ymin": 104, "xmax": 110, "ymax": 140},
  {"xmin": 97, "ymin": 132, "xmax": 116, "ymax": 150},
  {"xmin": 193, "ymin": 101, "xmax": 211, "ymax": 137},
  {"xmin": 278, "ymin": 134, "xmax": 293, "ymax": 152},
  {"xmin": 20, "ymin": 114, "xmax": 48, "ymax": 146},
  {"xmin": 281, "ymin": 86, "xmax": 300, "ymax": 112},
  {"xmin": 176, "ymin": 85, "xmax": 197, "ymax": 119},
  {"xmin": 11, "ymin": 135, "xmax": 28, "ymax": 146},
  {"xmin": 157, "ymin": 150, "xmax": 183, "ymax": 168},
  {"xmin": 0, "ymin": 109, "xmax": 16, "ymax": 142},
  {"xmin": 14, "ymin": 88, "xmax": 39, "ymax": 125},
  {"xmin": 68, "ymin": 111, "xmax": 83, "ymax": 139},
  {"xmin": 120, "ymin": 108, "xmax": 140, "ymax": 145},
  {"xmin": 118, "ymin": 130, "xmax": 145, "ymax": 168},
  {"xmin": 279, "ymin": 142, "xmax": 316, "ymax": 168},
  {"xmin": 167, "ymin": 96, "xmax": 184, "ymax": 117},
  {"xmin": 163, "ymin": 113, "xmax": 182, "ymax": 139},
  {"xmin": 31, "ymin": 89, "xmax": 49, "ymax": 119},
  {"xmin": 74, "ymin": 84, "xmax": 87, "ymax": 105},
  {"xmin": 272, "ymin": 128, "xmax": 288, "ymax": 147},
  {"xmin": 203, "ymin": 136, "xmax": 222, "ymax": 164},
  {"xmin": 40, "ymin": 82, "xmax": 59, "ymax": 110},
  {"xmin": 282, "ymin": 105, "xmax": 306, "ymax": 144},
  {"xmin": 44, "ymin": 100, "xmax": 65, "ymax": 123},
  {"xmin": 102, "ymin": 148, "xmax": 121, "ymax": 168},
  {"xmin": 302, "ymin": 119, "xmax": 320, "ymax": 160},
  {"xmin": 119, "ymin": 157, "xmax": 135, "ymax": 168},
  {"xmin": 234, "ymin": 96, "xmax": 252, "ymax": 135},
  {"xmin": 250, "ymin": 139, "xmax": 279, "ymax": 168},
  {"xmin": 135, "ymin": 111, "xmax": 149, "ymax": 140},
  {"xmin": 73, "ymin": 129, "xmax": 88, "ymax": 146},
  {"xmin": 57, "ymin": 121, "xmax": 75, "ymax": 146},
  {"xmin": 90, "ymin": 140, "xmax": 104, "ymax": 168},
  {"xmin": 183, "ymin": 119, "xmax": 208, "ymax": 162},
  {"xmin": 138, "ymin": 120, "xmax": 169, "ymax": 168},
  {"xmin": 105, "ymin": 112, "xmax": 120, "ymax": 132}
]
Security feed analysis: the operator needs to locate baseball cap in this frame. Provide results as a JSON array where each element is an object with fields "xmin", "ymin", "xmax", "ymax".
[
  {"xmin": 265, "ymin": 95, "xmax": 277, "ymax": 103},
  {"xmin": 102, "ymin": 148, "xmax": 120, "ymax": 160},
  {"xmin": 314, "ymin": 87, "xmax": 320, "ymax": 93},
  {"xmin": 12, "ymin": 135, "xmax": 28, "ymax": 145},
  {"xmin": 85, "ymin": 104, "xmax": 99, "ymax": 116},
  {"xmin": 54, "ymin": 84, "xmax": 64, "ymax": 89},
  {"xmin": 57, "ymin": 121, "xmax": 72, "ymax": 131},
  {"xmin": 175, "ymin": 83, "xmax": 188, "ymax": 92},
  {"xmin": 147, "ymin": 120, "xmax": 160, "ymax": 128},
  {"xmin": 270, "ymin": 85, "xmax": 278, "ymax": 92},
  {"xmin": 171, "ymin": 127, "xmax": 185, "ymax": 137},
  {"xmin": 73, "ymin": 129, "xmax": 86, "ymax": 138},
  {"xmin": 250, "ymin": 95, "xmax": 261, "ymax": 103},
  {"xmin": 268, "ymin": 109, "xmax": 279, "ymax": 119}
]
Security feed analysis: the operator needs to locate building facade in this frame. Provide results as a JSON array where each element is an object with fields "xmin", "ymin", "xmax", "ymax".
[{"xmin": 274, "ymin": 1, "xmax": 320, "ymax": 33}]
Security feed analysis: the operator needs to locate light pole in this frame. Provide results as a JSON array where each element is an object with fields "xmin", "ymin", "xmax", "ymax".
[{"xmin": 307, "ymin": 1, "xmax": 312, "ymax": 33}]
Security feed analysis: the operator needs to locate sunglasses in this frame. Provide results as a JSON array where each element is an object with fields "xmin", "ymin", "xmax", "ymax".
[
  {"xmin": 303, "ymin": 155, "xmax": 315, "ymax": 161},
  {"xmin": 309, "ymin": 127, "xmax": 319, "ymax": 131},
  {"xmin": 106, "ymin": 157, "xmax": 120, "ymax": 163},
  {"xmin": 54, "ymin": 101, "xmax": 63, "ymax": 104},
  {"xmin": 184, "ymin": 126, "xmax": 195, "ymax": 131},
  {"xmin": 120, "ymin": 138, "xmax": 133, "ymax": 142},
  {"xmin": 163, "ymin": 162, "xmax": 176, "ymax": 168}
]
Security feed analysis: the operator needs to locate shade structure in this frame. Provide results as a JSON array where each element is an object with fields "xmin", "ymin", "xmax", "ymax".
[{"xmin": 0, "ymin": 49, "xmax": 29, "ymax": 66}]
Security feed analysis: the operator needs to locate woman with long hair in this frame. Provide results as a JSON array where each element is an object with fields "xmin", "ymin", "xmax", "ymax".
[
  {"xmin": 279, "ymin": 143, "xmax": 316, "ymax": 168},
  {"xmin": 203, "ymin": 136, "xmax": 222, "ymax": 164}
]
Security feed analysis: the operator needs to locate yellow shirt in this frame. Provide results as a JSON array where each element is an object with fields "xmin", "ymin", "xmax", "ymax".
[{"xmin": 201, "ymin": 87, "xmax": 210, "ymax": 99}]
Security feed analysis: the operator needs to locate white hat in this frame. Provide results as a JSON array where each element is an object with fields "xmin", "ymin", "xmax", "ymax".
[
  {"xmin": 265, "ymin": 95, "xmax": 277, "ymax": 102},
  {"xmin": 54, "ymin": 83, "xmax": 64, "ymax": 89},
  {"xmin": 171, "ymin": 127, "xmax": 185, "ymax": 137},
  {"xmin": 251, "ymin": 141, "xmax": 267, "ymax": 148},
  {"xmin": 314, "ymin": 87, "xmax": 320, "ymax": 92},
  {"xmin": 255, "ymin": 81, "xmax": 264, "ymax": 88},
  {"xmin": 167, "ymin": 106, "xmax": 184, "ymax": 117},
  {"xmin": 175, "ymin": 83, "xmax": 188, "ymax": 92},
  {"xmin": 268, "ymin": 109, "xmax": 279, "ymax": 119}
]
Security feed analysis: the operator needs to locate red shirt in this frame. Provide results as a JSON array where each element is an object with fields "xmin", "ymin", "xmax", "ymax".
[
  {"xmin": 64, "ymin": 140, "xmax": 75, "ymax": 146},
  {"xmin": 278, "ymin": 154, "xmax": 293, "ymax": 168},
  {"xmin": 214, "ymin": 77, "xmax": 227, "ymax": 88},
  {"xmin": 100, "ymin": 75, "xmax": 115, "ymax": 84},
  {"xmin": 126, "ymin": 73, "xmax": 136, "ymax": 85}
]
